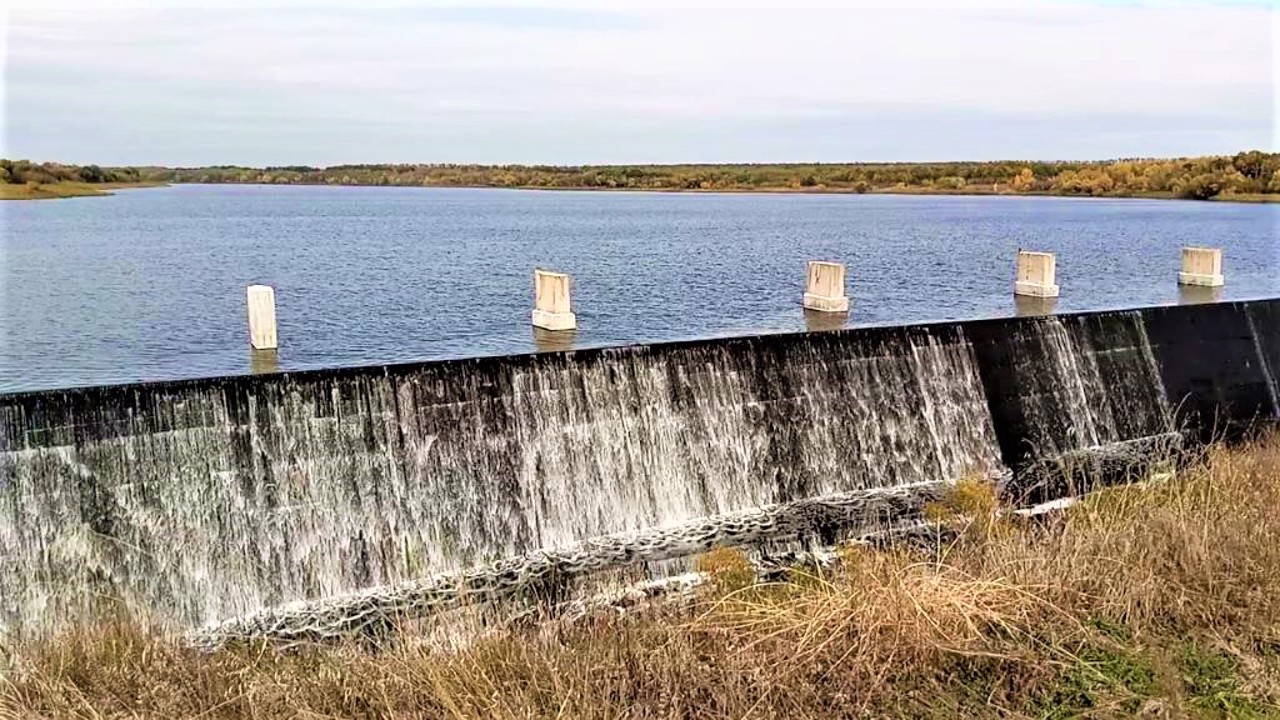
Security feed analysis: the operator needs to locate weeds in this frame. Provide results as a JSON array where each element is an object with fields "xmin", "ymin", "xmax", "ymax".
[{"xmin": 4, "ymin": 434, "xmax": 1280, "ymax": 718}]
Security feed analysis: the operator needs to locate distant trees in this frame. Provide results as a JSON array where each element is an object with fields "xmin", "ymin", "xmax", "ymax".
[
  {"xmin": 1009, "ymin": 168, "xmax": 1035, "ymax": 191},
  {"xmin": 130, "ymin": 150, "xmax": 1280, "ymax": 199},
  {"xmin": 4, "ymin": 151, "xmax": 1278, "ymax": 200},
  {"xmin": 0, "ymin": 159, "xmax": 137, "ymax": 185},
  {"xmin": 1176, "ymin": 174, "xmax": 1225, "ymax": 200},
  {"xmin": 1056, "ymin": 168, "xmax": 1116, "ymax": 196},
  {"xmin": 78, "ymin": 165, "xmax": 105, "ymax": 183},
  {"xmin": 1232, "ymin": 150, "xmax": 1270, "ymax": 180}
]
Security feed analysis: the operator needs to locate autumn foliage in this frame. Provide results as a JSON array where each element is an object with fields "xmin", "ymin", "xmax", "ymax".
[{"xmin": 5, "ymin": 151, "xmax": 1279, "ymax": 201}]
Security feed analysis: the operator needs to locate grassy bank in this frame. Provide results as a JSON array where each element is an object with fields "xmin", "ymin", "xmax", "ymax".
[
  {"xmin": 867, "ymin": 187, "xmax": 1280, "ymax": 203},
  {"xmin": 4, "ymin": 179, "xmax": 1275, "ymax": 204},
  {"xmin": 540, "ymin": 183, "xmax": 1280, "ymax": 203},
  {"xmin": 4, "ymin": 434, "xmax": 1280, "ymax": 718},
  {"xmin": 0, "ymin": 181, "xmax": 164, "ymax": 201},
  {"xmin": 1211, "ymin": 193, "xmax": 1280, "ymax": 204}
]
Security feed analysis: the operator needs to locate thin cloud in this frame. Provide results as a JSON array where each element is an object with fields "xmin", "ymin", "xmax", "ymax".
[{"xmin": 4, "ymin": 3, "xmax": 1274, "ymax": 165}]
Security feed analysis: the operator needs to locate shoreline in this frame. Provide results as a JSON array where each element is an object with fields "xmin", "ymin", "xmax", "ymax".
[
  {"xmin": 0, "ymin": 181, "xmax": 168, "ymax": 201},
  {"xmin": 7, "ymin": 180, "xmax": 1274, "ymax": 205},
  {"xmin": 501, "ymin": 184, "xmax": 1279, "ymax": 203},
  {"xmin": 159, "ymin": 181, "xmax": 1279, "ymax": 204},
  {"xmin": 10, "ymin": 151, "xmax": 1277, "ymax": 204}
]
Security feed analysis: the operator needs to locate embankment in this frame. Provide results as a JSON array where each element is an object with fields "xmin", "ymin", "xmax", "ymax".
[{"xmin": 0, "ymin": 181, "xmax": 164, "ymax": 200}]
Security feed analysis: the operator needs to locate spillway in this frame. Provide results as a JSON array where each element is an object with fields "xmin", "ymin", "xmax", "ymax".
[{"xmin": 1, "ymin": 300, "xmax": 1277, "ymax": 637}]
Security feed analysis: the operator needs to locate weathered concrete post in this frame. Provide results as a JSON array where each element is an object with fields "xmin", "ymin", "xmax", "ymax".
[
  {"xmin": 246, "ymin": 285, "xmax": 278, "ymax": 350},
  {"xmin": 532, "ymin": 269, "xmax": 577, "ymax": 331},
  {"xmin": 1014, "ymin": 251, "xmax": 1059, "ymax": 297},
  {"xmin": 802, "ymin": 261, "xmax": 849, "ymax": 312},
  {"xmin": 1178, "ymin": 247, "xmax": 1224, "ymax": 287}
]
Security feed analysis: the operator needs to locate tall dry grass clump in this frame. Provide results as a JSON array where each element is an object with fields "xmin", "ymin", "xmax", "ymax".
[
  {"xmin": 4, "ymin": 434, "xmax": 1280, "ymax": 719},
  {"xmin": 976, "ymin": 439, "xmax": 1280, "ymax": 636}
]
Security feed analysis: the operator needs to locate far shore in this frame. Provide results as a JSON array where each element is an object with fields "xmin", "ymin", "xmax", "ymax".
[
  {"xmin": 9, "ymin": 152, "xmax": 1278, "ymax": 203},
  {"xmin": 500, "ymin": 184, "xmax": 1280, "ymax": 204},
  {"xmin": 5, "ymin": 179, "xmax": 1277, "ymax": 204},
  {"xmin": 158, "ymin": 181, "xmax": 1280, "ymax": 204}
]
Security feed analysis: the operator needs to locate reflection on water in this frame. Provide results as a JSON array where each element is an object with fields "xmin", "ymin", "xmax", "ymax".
[
  {"xmin": 1015, "ymin": 295, "xmax": 1060, "ymax": 317},
  {"xmin": 803, "ymin": 308, "xmax": 849, "ymax": 333},
  {"xmin": 1178, "ymin": 285, "xmax": 1224, "ymax": 305},
  {"xmin": 533, "ymin": 326, "xmax": 578, "ymax": 353},
  {"xmin": 249, "ymin": 349, "xmax": 281, "ymax": 375}
]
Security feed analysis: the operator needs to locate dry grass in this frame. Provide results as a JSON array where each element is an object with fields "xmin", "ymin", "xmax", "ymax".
[
  {"xmin": 4, "ymin": 434, "xmax": 1280, "ymax": 719},
  {"xmin": 0, "ymin": 182, "xmax": 163, "ymax": 200},
  {"xmin": 1213, "ymin": 193, "xmax": 1280, "ymax": 204}
]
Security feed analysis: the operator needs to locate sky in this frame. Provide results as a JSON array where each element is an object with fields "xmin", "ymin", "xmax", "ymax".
[{"xmin": 2, "ymin": 0, "xmax": 1276, "ymax": 166}]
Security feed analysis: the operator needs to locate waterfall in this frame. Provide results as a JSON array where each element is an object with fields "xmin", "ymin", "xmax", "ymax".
[
  {"xmin": 975, "ymin": 311, "xmax": 1173, "ymax": 463},
  {"xmin": 1245, "ymin": 307, "xmax": 1280, "ymax": 417},
  {"xmin": 0, "ymin": 325, "xmax": 1001, "ymax": 636},
  {"xmin": 2, "ymin": 300, "xmax": 1275, "ymax": 638}
]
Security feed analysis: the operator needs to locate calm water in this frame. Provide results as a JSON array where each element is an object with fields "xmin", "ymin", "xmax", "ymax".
[{"xmin": 2, "ymin": 184, "xmax": 1277, "ymax": 393}]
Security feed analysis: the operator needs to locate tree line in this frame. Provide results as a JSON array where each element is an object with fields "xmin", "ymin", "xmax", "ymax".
[
  {"xmin": 5, "ymin": 151, "xmax": 1278, "ymax": 200},
  {"xmin": 0, "ymin": 159, "xmax": 142, "ymax": 185}
]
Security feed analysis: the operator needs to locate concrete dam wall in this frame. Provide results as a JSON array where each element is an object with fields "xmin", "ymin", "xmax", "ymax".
[{"xmin": 2, "ymin": 299, "xmax": 1277, "ymax": 636}]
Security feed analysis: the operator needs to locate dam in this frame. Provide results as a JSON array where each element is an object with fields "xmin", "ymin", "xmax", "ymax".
[{"xmin": 1, "ymin": 299, "xmax": 1277, "ymax": 639}]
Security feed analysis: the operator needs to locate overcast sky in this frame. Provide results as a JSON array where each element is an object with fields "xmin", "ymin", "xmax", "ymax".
[{"xmin": 3, "ymin": 1, "xmax": 1276, "ymax": 166}]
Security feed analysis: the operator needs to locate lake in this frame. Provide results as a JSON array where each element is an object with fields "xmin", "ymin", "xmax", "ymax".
[{"xmin": 2, "ymin": 184, "xmax": 1277, "ymax": 393}]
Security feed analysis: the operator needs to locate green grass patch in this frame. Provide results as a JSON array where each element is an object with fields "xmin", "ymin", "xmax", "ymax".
[
  {"xmin": 1178, "ymin": 641, "xmax": 1271, "ymax": 718},
  {"xmin": 1036, "ymin": 642, "xmax": 1159, "ymax": 718}
]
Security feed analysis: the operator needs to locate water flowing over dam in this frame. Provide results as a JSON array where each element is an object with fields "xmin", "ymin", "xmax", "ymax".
[{"xmin": 1, "ymin": 300, "xmax": 1277, "ymax": 637}]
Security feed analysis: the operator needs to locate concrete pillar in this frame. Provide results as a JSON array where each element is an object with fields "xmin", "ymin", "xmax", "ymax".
[
  {"xmin": 1014, "ymin": 250, "xmax": 1059, "ymax": 298},
  {"xmin": 1178, "ymin": 247, "xmax": 1224, "ymax": 287},
  {"xmin": 532, "ymin": 269, "xmax": 576, "ymax": 331},
  {"xmin": 802, "ymin": 261, "xmax": 849, "ymax": 313},
  {"xmin": 246, "ymin": 284, "xmax": 278, "ymax": 350}
]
